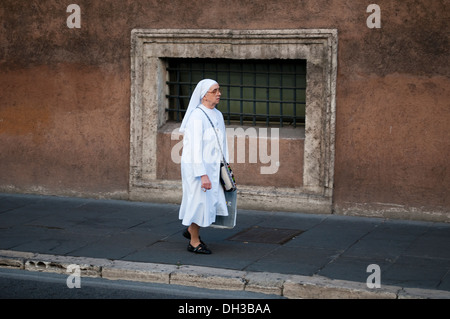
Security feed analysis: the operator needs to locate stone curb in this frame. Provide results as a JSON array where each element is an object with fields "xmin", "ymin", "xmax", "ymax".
[{"xmin": 1, "ymin": 250, "xmax": 449, "ymax": 299}]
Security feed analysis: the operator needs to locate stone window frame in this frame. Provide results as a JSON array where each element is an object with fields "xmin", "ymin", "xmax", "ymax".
[{"xmin": 129, "ymin": 29, "xmax": 338, "ymax": 214}]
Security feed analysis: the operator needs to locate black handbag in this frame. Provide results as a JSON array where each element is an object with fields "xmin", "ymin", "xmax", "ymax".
[{"xmin": 220, "ymin": 161, "xmax": 236, "ymax": 192}]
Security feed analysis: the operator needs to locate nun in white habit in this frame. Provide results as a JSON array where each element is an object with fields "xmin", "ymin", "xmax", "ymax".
[{"xmin": 178, "ymin": 79, "xmax": 229, "ymax": 254}]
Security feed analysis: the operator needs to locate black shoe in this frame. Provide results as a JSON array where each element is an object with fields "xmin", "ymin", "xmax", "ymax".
[
  {"xmin": 187, "ymin": 243, "xmax": 212, "ymax": 254},
  {"xmin": 183, "ymin": 228, "xmax": 206, "ymax": 245}
]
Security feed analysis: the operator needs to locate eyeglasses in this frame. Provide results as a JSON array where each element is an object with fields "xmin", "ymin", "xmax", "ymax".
[{"xmin": 207, "ymin": 88, "xmax": 222, "ymax": 95}]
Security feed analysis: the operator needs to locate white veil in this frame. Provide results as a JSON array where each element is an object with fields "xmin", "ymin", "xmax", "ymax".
[{"xmin": 179, "ymin": 79, "xmax": 218, "ymax": 133}]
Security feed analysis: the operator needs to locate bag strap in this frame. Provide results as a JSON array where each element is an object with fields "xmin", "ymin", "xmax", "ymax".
[{"xmin": 196, "ymin": 106, "xmax": 227, "ymax": 163}]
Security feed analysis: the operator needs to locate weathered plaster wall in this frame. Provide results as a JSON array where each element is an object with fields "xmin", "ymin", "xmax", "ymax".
[
  {"xmin": 0, "ymin": 1, "xmax": 448, "ymax": 220},
  {"xmin": 333, "ymin": 1, "xmax": 450, "ymax": 219},
  {"xmin": 0, "ymin": 64, "xmax": 129, "ymax": 196}
]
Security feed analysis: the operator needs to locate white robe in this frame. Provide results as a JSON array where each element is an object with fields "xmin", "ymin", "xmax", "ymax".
[{"xmin": 179, "ymin": 104, "xmax": 229, "ymax": 227}]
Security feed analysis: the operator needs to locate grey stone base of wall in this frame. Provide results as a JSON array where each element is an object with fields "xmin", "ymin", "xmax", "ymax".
[
  {"xmin": 2, "ymin": 184, "xmax": 447, "ymax": 223},
  {"xmin": 129, "ymin": 182, "xmax": 449, "ymax": 222},
  {"xmin": 334, "ymin": 203, "xmax": 450, "ymax": 223},
  {"xmin": 129, "ymin": 182, "xmax": 333, "ymax": 215}
]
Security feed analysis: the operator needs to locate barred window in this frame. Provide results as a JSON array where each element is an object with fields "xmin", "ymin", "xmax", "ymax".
[{"xmin": 165, "ymin": 58, "xmax": 306, "ymax": 127}]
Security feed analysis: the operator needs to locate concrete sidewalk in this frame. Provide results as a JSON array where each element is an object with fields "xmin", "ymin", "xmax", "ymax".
[{"xmin": 0, "ymin": 193, "xmax": 449, "ymax": 299}]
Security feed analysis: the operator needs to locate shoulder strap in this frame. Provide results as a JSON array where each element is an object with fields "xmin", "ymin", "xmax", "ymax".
[{"xmin": 196, "ymin": 107, "xmax": 227, "ymax": 163}]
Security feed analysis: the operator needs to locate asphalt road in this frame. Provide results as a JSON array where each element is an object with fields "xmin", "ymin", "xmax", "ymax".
[{"xmin": 0, "ymin": 267, "xmax": 284, "ymax": 299}]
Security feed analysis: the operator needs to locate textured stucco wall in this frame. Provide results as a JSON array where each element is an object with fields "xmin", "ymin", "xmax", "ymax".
[{"xmin": 0, "ymin": 1, "xmax": 448, "ymax": 220}]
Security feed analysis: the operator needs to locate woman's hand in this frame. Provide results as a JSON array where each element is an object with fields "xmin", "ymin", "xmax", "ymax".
[{"xmin": 200, "ymin": 175, "xmax": 212, "ymax": 191}]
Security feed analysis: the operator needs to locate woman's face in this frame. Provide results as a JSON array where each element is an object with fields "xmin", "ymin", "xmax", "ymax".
[{"xmin": 203, "ymin": 83, "xmax": 221, "ymax": 108}]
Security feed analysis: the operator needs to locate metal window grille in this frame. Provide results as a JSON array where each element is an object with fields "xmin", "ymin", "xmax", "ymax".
[{"xmin": 165, "ymin": 58, "xmax": 306, "ymax": 127}]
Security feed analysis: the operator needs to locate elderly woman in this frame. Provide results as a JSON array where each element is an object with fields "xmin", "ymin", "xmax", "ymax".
[{"xmin": 178, "ymin": 79, "xmax": 229, "ymax": 254}]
